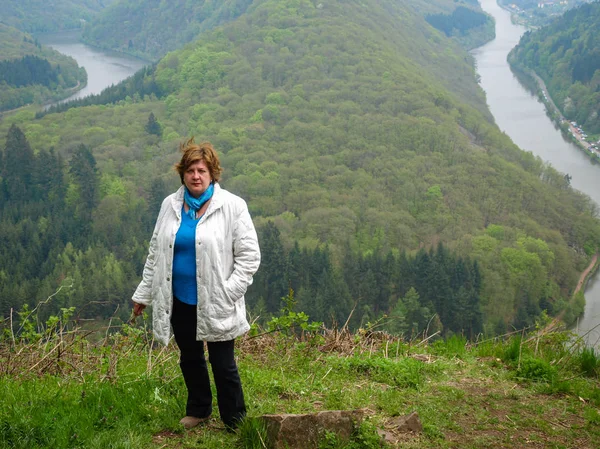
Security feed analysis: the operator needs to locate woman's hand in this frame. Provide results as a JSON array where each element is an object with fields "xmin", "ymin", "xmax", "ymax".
[{"xmin": 133, "ymin": 302, "xmax": 146, "ymax": 316}]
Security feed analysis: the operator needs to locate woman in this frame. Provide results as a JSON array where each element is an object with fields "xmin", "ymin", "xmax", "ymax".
[{"xmin": 132, "ymin": 138, "xmax": 260, "ymax": 431}]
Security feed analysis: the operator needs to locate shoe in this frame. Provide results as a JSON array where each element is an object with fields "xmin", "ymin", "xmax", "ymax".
[{"xmin": 180, "ymin": 416, "xmax": 209, "ymax": 429}]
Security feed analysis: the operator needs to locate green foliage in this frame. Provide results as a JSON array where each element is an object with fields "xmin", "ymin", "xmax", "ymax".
[
  {"xmin": 502, "ymin": 335, "xmax": 524, "ymax": 364},
  {"xmin": 145, "ymin": 112, "xmax": 162, "ymax": 136},
  {"xmin": 238, "ymin": 417, "xmax": 269, "ymax": 449},
  {"xmin": 0, "ymin": 55, "xmax": 58, "ymax": 88},
  {"xmin": 578, "ymin": 347, "xmax": 599, "ymax": 377},
  {"xmin": 265, "ymin": 290, "xmax": 323, "ymax": 340},
  {"xmin": 431, "ymin": 334, "xmax": 468, "ymax": 358},
  {"xmin": 516, "ymin": 357, "xmax": 558, "ymax": 382},
  {"xmin": 317, "ymin": 421, "xmax": 383, "ymax": 449},
  {"xmin": 426, "ymin": 6, "xmax": 490, "ymax": 37}
]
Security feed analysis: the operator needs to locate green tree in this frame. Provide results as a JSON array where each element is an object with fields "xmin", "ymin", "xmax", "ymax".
[
  {"xmin": 68, "ymin": 144, "xmax": 99, "ymax": 226},
  {"xmin": 253, "ymin": 222, "xmax": 287, "ymax": 314},
  {"xmin": 1, "ymin": 124, "xmax": 34, "ymax": 203},
  {"xmin": 145, "ymin": 112, "xmax": 162, "ymax": 136}
]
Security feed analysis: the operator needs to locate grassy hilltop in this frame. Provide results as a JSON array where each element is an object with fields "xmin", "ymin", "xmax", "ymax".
[{"xmin": 1, "ymin": 309, "xmax": 599, "ymax": 448}]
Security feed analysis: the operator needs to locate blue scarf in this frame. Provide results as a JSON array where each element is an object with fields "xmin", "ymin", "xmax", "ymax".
[{"xmin": 184, "ymin": 183, "xmax": 214, "ymax": 220}]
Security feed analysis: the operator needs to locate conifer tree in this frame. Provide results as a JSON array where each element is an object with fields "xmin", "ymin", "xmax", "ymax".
[
  {"xmin": 254, "ymin": 222, "xmax": 287, "ymax": 313},
  {"xmin": 69, "ymin": 144, "xmax": 100, "ymax": 227},
  {"xmin": 145, "ymin": 112, "xmax": 162, "ymax": 136},
  {"xmin": 1, "ymin": 124, "xmax": 34, "ymax": 203}
]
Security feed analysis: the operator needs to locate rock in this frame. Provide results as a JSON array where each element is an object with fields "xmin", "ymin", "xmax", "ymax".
[
  {"xmin": 261, "ymin": 409, "xmax": 365, "ymax": 449},
  {"xmin": 387, "ymin": 411, "xmax": 422, "ymax": 433},
  {"xmin": 377, "ymin": 428, "xmax": 398, "ymax": 444}
]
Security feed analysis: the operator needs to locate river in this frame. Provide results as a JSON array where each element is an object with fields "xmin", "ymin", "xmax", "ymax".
[
  {"xmin": 472, "ymin": 0, "xmax": 600, "ymax": 346},
  {"xmin": 37, "ymin": 30, "xmax": 147, "ymax": 104}
]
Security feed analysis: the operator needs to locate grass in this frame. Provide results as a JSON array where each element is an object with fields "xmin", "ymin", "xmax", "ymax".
[{"xmin": 1, "ymin": 313, "xmax": 599, "ymax": 448}]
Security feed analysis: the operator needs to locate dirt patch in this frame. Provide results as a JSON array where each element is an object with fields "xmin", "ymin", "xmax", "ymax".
[{"xmin": 439, "ymin": 375, "xmax": 596, "ymax": 448}]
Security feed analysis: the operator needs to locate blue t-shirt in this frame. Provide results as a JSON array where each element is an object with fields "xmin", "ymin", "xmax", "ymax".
[{"xmin": 172, "ymin": 208, "xmax": 200, "ymax": 305}]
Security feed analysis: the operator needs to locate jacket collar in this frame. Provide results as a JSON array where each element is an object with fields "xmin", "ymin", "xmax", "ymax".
[{"xmin": 171, "ymin": 183, "xmax": 224, "ymax": 220}]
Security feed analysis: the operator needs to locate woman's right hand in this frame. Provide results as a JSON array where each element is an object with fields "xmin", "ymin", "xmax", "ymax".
[{"xmin": 132, "ymin": 302, "xmax": 146, "ymax": 316}]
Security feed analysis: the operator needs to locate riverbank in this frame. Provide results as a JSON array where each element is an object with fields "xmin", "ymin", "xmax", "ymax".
[
  {"xmin": 0, "ymin": 79, "xmax": 87, "ymax": 118},
  {"xmin": 506, "ymin": 60, "xmax": 600, "ymax": 164},
  {"xmin": 575, "ymin": 254, "xmax": 600, "ymax": 297}
]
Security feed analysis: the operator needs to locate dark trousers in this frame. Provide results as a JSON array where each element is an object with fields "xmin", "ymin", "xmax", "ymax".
[{"xmin": 170, "ymin": 297, "xmax": 246, "ymax": 427}]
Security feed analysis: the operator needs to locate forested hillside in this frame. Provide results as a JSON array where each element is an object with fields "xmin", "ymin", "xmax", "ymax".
[
  {"xmin": 82, "ymin": 0, "xmax": 494, "ymax": 61},
  {"xmin": 509, "ymin": 2, "xmax": 600, "ymax": 133},
  {"xmin": 425, "ymin": 3, "xmax": 494, "ymax": 50},
  {"xmin": 0, "ymin": 24, "xmax": 86, "ymax": 111},
  {"xmin": 82, "ymin": 0, "xmax": 255, "ymax": 60},
  {"xmin": 0, "ymin": 0, "xmax": 113, "ymax": 33},
  {"xmin": 1, "ymin": 0, "xmax": 599, "ymax": 337}
]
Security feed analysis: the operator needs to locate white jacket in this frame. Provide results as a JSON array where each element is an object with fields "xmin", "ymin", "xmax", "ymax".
[{"xmin": 132, "ymin": 183, "xmax": 260, "ymax": 345}]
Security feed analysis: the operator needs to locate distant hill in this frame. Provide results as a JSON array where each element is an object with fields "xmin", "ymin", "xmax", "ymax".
[
  {"xmin": 0, "ymin": 0, "xmax": 598, "ymax": 335},
  {"xmin": 0, "ymin": 24, "xmax": 86, "ymax": 111},
  {"xmin": 509, "ymin": 1, "xmax": 600, "ymax": 133},
  {"xmin": 81, "ymin": 0, "xmax": 254, "ymax": 60},
  {"xmin": 425, "ymin": 4, "xmax": 494, "ymax": 50},
  {"xmin": 81, "ymin": 0, "xmax": 494, "ymax": 61},
  {"xmin": 0, "ymin": 0, "xmax": 113, "ymax": 33}
]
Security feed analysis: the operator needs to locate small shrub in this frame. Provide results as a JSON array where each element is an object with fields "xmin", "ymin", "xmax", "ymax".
[
  {"xmin": 516, "ymin": 357, "xmax": 557, "ymax": 382},
  {"xmin": 318, "ymin": 429, "xmax": 341, "ymax": 449}
]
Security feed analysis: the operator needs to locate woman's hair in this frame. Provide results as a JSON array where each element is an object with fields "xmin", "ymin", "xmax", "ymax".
[{"xmin": 174, "ymin": 137, "xmax": 222, "ymax": 184}]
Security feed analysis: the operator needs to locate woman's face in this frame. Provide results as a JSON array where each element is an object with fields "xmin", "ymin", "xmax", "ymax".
[{"xmin": 184, "ymin": 160, "xmax": 212, "ymax": 198}]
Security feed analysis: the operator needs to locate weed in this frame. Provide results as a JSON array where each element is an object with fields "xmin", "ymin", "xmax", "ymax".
[
  {"xmin": 578, "ymin": 347, "xmax": 599, "ymax": 377},
  {"xmin": 583, "ymin": 406, "xmax": 600, "ymax": 425},
  {"xmin": 318, "ymin": 429, "xmax": 341, "ymax": 449},
  {"xmin": 347, "ymin": 421, "xmax": 386, "ymax": 449},
  {"xmin": 432, "ymin": 334, "xmax": 467, "ymax": 358},
  {"xmin": 238, "ymin": 417, "xmax": 269, "ymax": 449},
  {"xmin": 503, "ymin": 335, "xmax": 525, "ymax": 364}
]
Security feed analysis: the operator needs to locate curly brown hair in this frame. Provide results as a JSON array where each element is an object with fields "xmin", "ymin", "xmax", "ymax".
[{"xmin": 174, "ymin": 137, "xmax": 223, "ymax": 184}]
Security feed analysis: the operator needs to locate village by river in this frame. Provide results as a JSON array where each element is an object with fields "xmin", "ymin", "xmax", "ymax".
[{"xmin": 527, "ymin": 70, "xmax": 600, "ymax": 161}]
